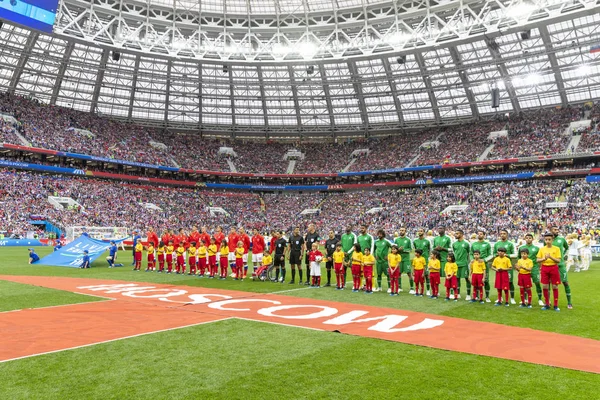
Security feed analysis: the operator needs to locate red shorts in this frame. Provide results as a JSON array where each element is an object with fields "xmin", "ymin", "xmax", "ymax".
[
  {"xmin": 220, "ymin": 256, "xmax": 228, "ymax": 267},
  {"xmin": 445, "ymin": 275, "xmax": 457, "ymax": 289},
  {"xmin": 235, "ymin": 258, "xmax": 243, "ymax": 268},
  {"xmin": 176, "ymin": 255, "xmax": 184, "ymax": 265},
  {"xmin": 518, "ymin": 273, "xmax": 532, "ymax": 288},
  {"xmin": 158, "ymin": 254, "xmax": 165, "ymax": 262},
  {"xmin": 188, "ymin": 258, "xmax": 196, "ymax": 267},
  {"xmin": 351, "ymin": 263, "xmax": 361, "ymax": 276},
  {"xmin": 135, "ymin": 252, "xmax": 142, "ymax": 261},
  {"xmin": 147, "ymin": 255, "xmax": 155, "ymax": 262},
  {"xmin": 166, "ymin": 254, "xmax": 173, "ymax": 263},
  {"xmin": 495, "ymin": 270, "xmax": 509, "ymax": 290},
  {"xmin": 541, "ymin": 265, "xmax": 561, "ymax": 285},
  {"xmin": 414, "ymin": 269, "xmax": 424, "ymax": 283},
  {"xmin": 429, "ymin": 271, "xmax": 440, "ymax": 286},
  {"xmin": 363, "ymin": 265, "xmax": 373, "ymax": 277},
  {"xmin": 388, "ymin": 267, "xmax": 400, "ymax": 279},
  {"xmin": 334, "ymin": 263, "xmax": 343, "ymax": 273},
  {"xmin": 471, "ymin": 273, "xmax": 484, "ymax": 287},
  {"xmin": 208, "ymin": 256, "xmax": 216, "ymax": 266},
  {"xmin": 199, "ymin": 257, "xmax": 207, "ymax": 268}
]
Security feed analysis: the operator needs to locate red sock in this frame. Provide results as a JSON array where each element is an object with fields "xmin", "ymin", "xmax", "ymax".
[
  {"xmin": 497, "ymin": 289, "xmax": 502, "ymax": 302},
  {"xmin": 543, "ymin": 288, "xmax": 549, "ymax": 305},
  {"xmin": 317, "ymin": 276, "xmax": 321, "ymax": 286},
  {"xmin": 553, "ymin": 288, "xmax": 559, "ymax": 307},
  {"xmin": 527, "ymin": 289, "xmax": 532, "ymax": 304},
  {"xmin": 520, "ymin": 287, "xmax": 525, "ymax": 303},
  {"xmin": 446, "ymin": 288, "xmax": 450, "ymax": 298}
]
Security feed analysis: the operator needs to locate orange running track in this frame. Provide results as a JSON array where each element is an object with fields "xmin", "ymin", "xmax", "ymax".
[{"xmin": 0, "ymin": 275, "xmax": 599, "ymax": 374}]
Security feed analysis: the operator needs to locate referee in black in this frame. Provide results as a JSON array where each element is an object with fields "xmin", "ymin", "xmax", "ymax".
[
  {"xmin": 273, "ymin": 231, "xmax": 288, "ymax": 282},
  {"xmin": 324, "ymin": 230, "xmax": 338, "ymax": 287},
  {"xmin": 288, "ymin": 227, "xmax": 305, "ymax": 284},
  {"xmin": 304, "ymin": 223, "xmax": 320, "ymax": 285}
]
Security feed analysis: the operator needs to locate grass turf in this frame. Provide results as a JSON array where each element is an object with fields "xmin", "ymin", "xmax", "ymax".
[
  {"xmin": 0, "ymin": 318, "xmax": 598, "ymax": 400},
  {"xmin": 0, "ymin": 280, "xmax": 101, "ymax": 312},
  {"xmin": 0, "ymin": 246, "xmax": 599, "ymax": 398}
]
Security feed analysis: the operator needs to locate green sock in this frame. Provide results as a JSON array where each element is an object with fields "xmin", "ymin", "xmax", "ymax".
[
  {"xmin": 484, "ymin": 281, "xmax": 490, "ymax": 298},
  {"xmin": 509, "ymin": 282, "xmax": 515, "ymax": 299},
  {"xmin": 409, "ymin": 278, "xmax": 414, "ymax": 290},
  {"xmin": 377, "ymin": 277, "xmax": 382, "ymax": 289},
  {"xmin": 386, "ymin": 277, "xmax": 391, "ymax": 290},
  {"xmin": 425, "ymin": 275, "xmax": 430, "ymax": 291},
  {"xmin": 466, "ymin": 279, "xmax": 472, "ymax": 296},
  {"xmin": 399, "ymin": 277, "xmax": 402, "ymax": 290},
  {"xmin": 564, "ymin": 283, "xmax": 572, "ymax": 304},
  {"xmin": 535, "ymin": 283, "xmax": 542, "ymax": 300}
]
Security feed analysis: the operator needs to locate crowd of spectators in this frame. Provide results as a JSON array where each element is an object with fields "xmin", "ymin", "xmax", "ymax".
[
  {"xmin": 0, "ymin": 91, "xmax": 598, "ymax": 176},
  {"xmin": 488, "ymin": 107, "xmax": 581, "ymax": 159},
  {"xmin": 2, "ymin": 169, "xmax": 599, "ymax": 241}
]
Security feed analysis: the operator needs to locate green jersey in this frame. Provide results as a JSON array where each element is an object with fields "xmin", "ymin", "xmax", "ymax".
[
  {"xmin": 470, "ymin": 240, "xmax": 492, "ymax": 262},
  {"xmin": 413, "ymin": 238, "xmax": 431, "ymax": 259},
  {"xmin": 374, "ymin": 238, "xmax": 392, "ymax": 262},
  {"xmin": 394, "ymin": 236, "xmax": 412, "ymax": 256},
  {"xmin": 341, "ymin": 232, "xmax": 357, "ymax": 254},
  {"xmin": 519, "ymin": 244, "xmax": 540, "ymax": 269},
  {"xmin": 452, "ymin": 239, "xmax": 471, "ymax": 267},
  {"xmin": 357, "ymin": 233, "xmax": 374, "ymax": 255},
  {"xmin": 493, "ymin": 240, "xmax": 517, "ymax": 258},
  {"xmin": 552, "ymin": 236, "xmax": 568, "ymax": 264},
  {"xmin": 433, "ymin": 235, "xmax": 452, "ymax": 261}
]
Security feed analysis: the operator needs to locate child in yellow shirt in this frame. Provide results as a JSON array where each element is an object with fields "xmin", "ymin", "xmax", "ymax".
[
  {"xmin": 219, "ymin": 240, "xmax": 229, "ymax": 279},
  {"xmin": 166, "ymin": 241, "xmax": 175, "ymax": 273},
  {"xmin": 516, "ymin": 248, "xmax": 533, "ymax": 308},
  {"xmin": 492, "ymin": 247, "xmax": 512, "ymax": 306},
  {"xmin": 146, "ymin": 243, "xmax": 155, "ymax": 272},
  {"xmin": 235, "ymin": 241, "xmax": 244, "ymax": 280},
  {"xmin": 197, "ymin": 241, "xmax": 207, "ymax": 276},
  {"xmin": 351, "ymin": 243, "xmax": 363, "ymax": 292},
  {"xmin": 157, "ymin": 242, "xmax": 166, "ymax": 273},
  {"xmin": 428, "ymin": 251, "xmax": 441, "ymax": 299},
  {"xmin": 134, "ymin": 239, "xmax": 143, "ymax": 271},
  {"xmin": 208, "ymin": 238, "xmax": 218, "ymax": 278},
  {"xmin": 333, "ymin": 244, "xmax": 346, "ymax": 290},
  {"xmin": 388, "ymin": 245, "xmax": 401, "ymax": 296},
  {"xmin": 362, "ymin": 248, "xmax": 375, "ymax": 293},
  {"xmin": 470, "ymin": 250, "xmax": 486, "ymax": 303},
  {"xmin": 412, "ymin": 249, "xmax": 426, "ymax": 296},
  {"xmin": 444, "ymin": 254, "xmax": 458, "ymax": 301},
  {"xmin": 176, "ymin": 244, "xmax": 186, "ymax": 274},
  {"xmin": 188, "ymin": 243, "xmax": 197, "ymax": 275}
]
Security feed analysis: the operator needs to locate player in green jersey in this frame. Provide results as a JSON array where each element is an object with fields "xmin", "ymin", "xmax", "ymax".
[
  {"xmin": 374, "ymin": 229, "xmax": 392, "ymax": 292},
  {"xmin": 470, "ymin": 230, "xmax": 493, "ymax": 302},
  {"xmin": 394, "ymin": 227, "xmax": 414, "ymax": 293},
  {"xmin": 340, "ymin": 225, "xmax": 357, "ymax": 287},
  {"xmin": 433, "ymin": 227, "xmax": 452, "ymax": 275},
  {"xmin": 493, "ymin": 229, "xmax": 517, "ymax": 304},
  {"xmin": 451, "ymin": 229, "xmax": 471, "ymax": 300},
  {"xmin": 519, "ymin": 233, "xmax": 543, "ymax": 306},
  {"xmin": 413, "ymin": 228, "xmax": 432, "ymax": 295},
  {"xmin": 552, "ymin": 225, "xmax": 572, "ymax": 309}
]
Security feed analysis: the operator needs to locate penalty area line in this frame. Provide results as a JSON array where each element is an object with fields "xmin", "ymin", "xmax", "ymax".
[{"xmin": 0, "ymin": 317, "xmax": 232, "ymax": 364}]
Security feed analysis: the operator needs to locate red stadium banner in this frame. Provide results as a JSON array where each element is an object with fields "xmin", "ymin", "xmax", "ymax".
[{"xmin": 2, "ymin": 143, "xmax": 58, "ymax": 155}]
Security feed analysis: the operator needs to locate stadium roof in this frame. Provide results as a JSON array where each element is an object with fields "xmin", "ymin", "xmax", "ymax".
[{"xmin": 0, "ymin": 0, "xmax": 599, "ymax": 138}]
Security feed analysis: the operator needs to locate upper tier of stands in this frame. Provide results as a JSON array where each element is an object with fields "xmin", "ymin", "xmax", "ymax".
[{"xmin": 1, "ymin": 92, "xmax": 598, "ymax": 175}]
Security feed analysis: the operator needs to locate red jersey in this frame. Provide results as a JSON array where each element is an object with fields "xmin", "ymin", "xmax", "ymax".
[
  {"xmin": 174, "ymin": 234, "xmax": 187, "ymax": 248},
  {"xmin": 200, "ymin": 232, "xmax": 211, "ymax": 247},
  {"xmin": 239, "ymin": 234, "xmax": 251, "ymax": 254},
  {"xmin": 147, "ymin": 231, "xmax": 159, "ymax": 247},
  {"xmin": 309, "ymin": 250, "xmax": 323, "ymax": 262},
  {"xmin": 161, "ymin": 233, "xmax": 171, "ymax": 246},
  {"xmin": 270, "ymin": 237, "xmax": 277, "ymax": 254},
  {"xmin": 252, "ymin": 235, "xmax": 265, "ymax": 255},
  {"xmin": 228, "ymin": 233, "xmax": 239, "ymax": 251},
  {"xmin": 214, "ymin": 232, "xmax": 225, "ymax": 247},
  {"xmin": 188, "ymin": 231, "xmax": 200, "ymax": 246}
]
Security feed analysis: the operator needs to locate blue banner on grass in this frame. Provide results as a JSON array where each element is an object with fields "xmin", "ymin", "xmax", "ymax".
[{"xmin": 38, "ymin": 236, "xmax": 125, "ymax": 268}]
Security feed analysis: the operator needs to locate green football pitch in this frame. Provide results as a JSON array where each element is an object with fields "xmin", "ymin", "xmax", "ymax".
[{"xmin": 1, "ymin": 246, "xmax": 599, "ymax": 399}]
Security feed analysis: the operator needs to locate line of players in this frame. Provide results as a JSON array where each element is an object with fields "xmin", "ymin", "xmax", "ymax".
[{"xmin": 114, "ymin": 224, "xmax": 576, "ymax": 311}]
